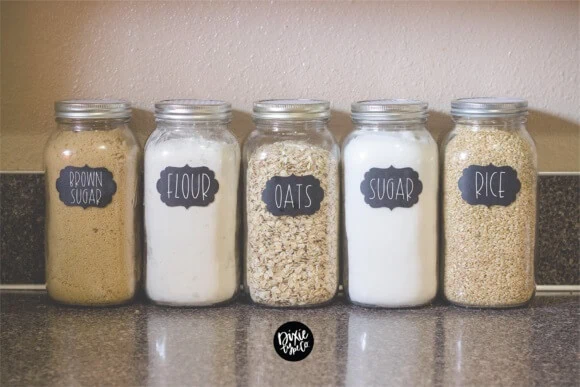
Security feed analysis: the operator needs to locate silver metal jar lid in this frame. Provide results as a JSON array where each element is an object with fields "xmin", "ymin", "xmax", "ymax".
[
  {"xmin": 351, "ymin": 99, "xmax": 428, "ymax": 122},
  {"xmin": 252, "ymin": 99, "xmax": 330, "ymax": 121},
  {"xmin": 55, "ymin": 99, "xmax": 131, "ymax": 120},
  {"xmin": 155, "ymin": 99, "xmax": 232, "ymax": 122},
  {"xmin": 451, "ymin": 97, "xmax": 528, "ymax": 117}
]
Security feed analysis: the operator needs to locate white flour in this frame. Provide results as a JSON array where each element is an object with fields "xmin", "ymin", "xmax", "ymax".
[{"xmin": 145, "ymin": 137, "xmax": 240, "ymax": 305}]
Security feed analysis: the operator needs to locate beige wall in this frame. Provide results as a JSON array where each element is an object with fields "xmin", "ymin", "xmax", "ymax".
[{"xmin": 1, "ymin": 1, "xmax": 578, "ymax": 171}]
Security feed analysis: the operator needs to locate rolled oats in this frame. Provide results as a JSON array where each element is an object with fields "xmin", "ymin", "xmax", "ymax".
[{"xmin": 245, "ymin": 141, "xmax": 339, "ymax": 307}]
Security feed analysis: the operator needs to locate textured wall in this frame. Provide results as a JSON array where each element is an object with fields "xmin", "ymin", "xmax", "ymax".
[{"xmin": 1, "ymin": 1, "xmax": 578, "ymax": 171}]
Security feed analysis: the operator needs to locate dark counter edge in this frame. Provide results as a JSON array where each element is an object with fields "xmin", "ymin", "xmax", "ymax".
[{"xmin": 1, "ymin": 172, "xmax": 578, "ymax": 285}]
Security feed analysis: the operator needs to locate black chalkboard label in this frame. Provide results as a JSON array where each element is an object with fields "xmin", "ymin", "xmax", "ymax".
[
  {"xmin": 360, "ymin": 166, "xmax": 423, "ymax": 210},
  {"xmin": 458, "ymin": 164, "xmax": 521, "ymax": 207},
  {"xmin": 56, "ymin": 165, "xmax": 117, "ymax": 209},
  {"xmin": 262, "ymin": 174, "xmax": 324, "ymax": 216},
  {"xmin": 156, "ymin": 165, "xmax": 219, "ymax": 208}
]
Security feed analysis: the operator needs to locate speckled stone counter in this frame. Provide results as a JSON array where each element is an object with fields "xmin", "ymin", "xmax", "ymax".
[
  {"xmin": 537, "ymin": 175, "xmax": 580, "ymax": 284},
  {"xmin": 0, "ymin": 174, "xmax": 45, "ymax": 284},
  {"xmin": 1, "ymin": 291, "xmax": 578, "ymax": 386}
]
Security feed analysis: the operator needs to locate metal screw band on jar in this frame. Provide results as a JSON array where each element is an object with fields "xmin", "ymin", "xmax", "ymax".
[
  {"xmin": 155, "ymin": 99, "xmax": 232, "ymax": 122},
  {"xmin": 55, "ymin": 100, "xmax": 131, "ymax": 120},
  {"xmin": 252, "ymin": 99, "xmax": 330, "ymax": 121},
  {"xmin": 351, "ymin": 99, "xmax": 428, "ymax": 123},
  {"xmin": 451, "ymin": 97, "xmax": 528, "ymax": 118}
]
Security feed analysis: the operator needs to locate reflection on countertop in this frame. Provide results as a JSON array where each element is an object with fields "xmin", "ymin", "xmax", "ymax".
[{"xmin": 1, "ymin": 291, "xmax": 578, "ymax": 386}]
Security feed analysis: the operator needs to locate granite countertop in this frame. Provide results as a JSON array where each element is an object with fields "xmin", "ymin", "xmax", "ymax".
[{"xmin": 1, "ymin": 291, "xmax": 578, "ymax": 386}]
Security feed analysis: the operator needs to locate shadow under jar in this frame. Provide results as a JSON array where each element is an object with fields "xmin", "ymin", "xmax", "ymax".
[
  {"xmin": 442, "ymin": 98, "xmax": 537, "ymax": 308},
  {"xmin": 244, "ymin": 99, "xmax": 340, "ymax": 308},
  {"xmin": 144, "ymin": 100, "xmax": 240, "ymax": 306},
  {"xmin": 44, "ymin": 100, "xmax": 141, "ymax": 306}
]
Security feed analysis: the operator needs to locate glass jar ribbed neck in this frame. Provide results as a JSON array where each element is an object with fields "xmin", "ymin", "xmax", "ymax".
[
  {"xmin": 155, "ymin": 119, "xmax": 229, "ymax": 130},
  {"xmin": 56, "ymin": 118, "xmax": 129, "ymax": 131},
  {"xmin": 453, "ymin": 116, "xmax": 528, "ymax": 132},
  {"xmin": 354, "ymin": 121, "xmax": 427, "ymax": 132},
  {"xmin": 254, "ymin": 119, "xmax": 328, "ymax": 133}
]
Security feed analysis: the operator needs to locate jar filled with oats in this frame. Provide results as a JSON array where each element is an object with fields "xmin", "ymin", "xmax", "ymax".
[
  {"xmin": 45, "ymin": 100, "xmax": 141, "ymax": 306},
  {"xmin": 244, "ymin": 99, "xmax": 340, "ymax": 307},
  {"xmin": 442, "ymin": 98, "xmax": 537, "ymax": 308}
]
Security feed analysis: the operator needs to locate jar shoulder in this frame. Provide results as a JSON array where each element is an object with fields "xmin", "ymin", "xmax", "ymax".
[
  {"xmin": 243, "ymin": 128, "xmax": 339, "ymax": 162},
  {"xmin": 343, "ymin": 128, "xmax": 438, "ymax": 154},
  {"xmin": 442, "ymin": 126, "xmax": 537, "ymax": 165},
  {"xmin": 44, "ymin": 126, "xmax": 140, "ymax": 167},
  {"xmin": 146, "ymin": 127, "xmax": 240, "ymax": 153}
]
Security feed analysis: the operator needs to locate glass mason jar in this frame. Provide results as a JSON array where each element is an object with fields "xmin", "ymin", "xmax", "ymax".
[
  {"xmin": 244, "ymin": 99, "xmax": 340, "ymax": 307},
  {"xmin": 343, "ymin": 100, "xmax": 438, "ymax": 307},
  {"xmin": 144, "ymin": 100, "xmax": 240, "ymax": 306},
  {"xmin": 44, "ymin": 100, "xmax": 141, "ymax": 306},
  {"xmin": 442, "ymin": 98, "xmax": 537, "ymax": 308}
]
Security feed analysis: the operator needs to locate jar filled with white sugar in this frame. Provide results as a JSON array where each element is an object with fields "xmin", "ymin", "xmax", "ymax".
[
  {"xmin": 442, "ymin": 98, "xmax": 537, "ymax": 308},
  {"xmin": 244, "ymin": 99, "xmax": 340, "ymax": 307},
  {"xmin": 343, "ymin": 100, "xmax": 438, "ymax": 307},
  {"xmin": 144, "ymin": 100, "xmax": 241, "ymax": 306}
]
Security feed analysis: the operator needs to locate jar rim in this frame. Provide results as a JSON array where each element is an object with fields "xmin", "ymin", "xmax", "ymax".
[
  {"xmin": 253, "ymin": 99, "xmax": 330, "ymax": 121},
  {"xmin": 351, "ymin": 99, "xmax": 428, "ymax": 123},
  {"xmin": 54, "ymin": 99, "xmax": 131, "ymax": 120},
  {"xmin": 451, "ymin": 97, "xmax": 528, "ymax": 118},
  {"xmin": 155, "ymin": 99, "xmax": 231, "ymax": 122}
]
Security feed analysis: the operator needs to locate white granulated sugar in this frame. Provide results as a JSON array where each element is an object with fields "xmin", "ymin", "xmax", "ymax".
[{"xmin": 344, "ymin": 129, "xmax": 438, "ymax": 307}]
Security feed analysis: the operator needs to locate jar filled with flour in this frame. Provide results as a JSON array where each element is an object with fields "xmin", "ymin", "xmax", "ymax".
[
  {"xmin": 343, "ymin": 100, "xmax": 438, "ymax": 307},
  {"xmin": 145, "ymin": 100, "xmax": 240, "ymax": 306}
]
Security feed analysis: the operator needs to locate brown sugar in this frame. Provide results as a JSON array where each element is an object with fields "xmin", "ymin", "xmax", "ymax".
[{"xmin": 44, "ymin": 127, "xmax": 141, "ymax": 306}]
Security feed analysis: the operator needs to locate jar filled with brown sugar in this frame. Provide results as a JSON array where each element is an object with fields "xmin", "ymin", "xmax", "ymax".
[
  {"xmin": 45, "ymin": 100, "xmax": 141, "ymax": 306},
  {"xmin": 442, "ymin": 98, "xmax": 537, "ymax": 308}
]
